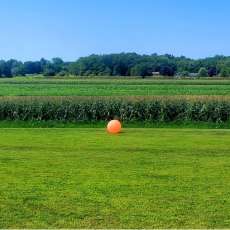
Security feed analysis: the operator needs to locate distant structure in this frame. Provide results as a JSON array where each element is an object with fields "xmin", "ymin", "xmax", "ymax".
[
  {"xmin": 175, "ymin": 72, "xmax": 199, "ymax": 78},
  {"xmin": 152, "ymin": 72, "xmax": 160, "ymax": 76},
  {"xmin": 189, "ymin": 73, "xmax": 199, "ymax": 77}
]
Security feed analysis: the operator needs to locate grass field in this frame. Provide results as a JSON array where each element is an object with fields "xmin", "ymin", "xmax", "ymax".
[
  {"xmin": 1, "ymin": 128, "xmax": 230, "ymax": 228},
  {"xmin": 1, "ymin": 77, "xmax": 230, "ymax": 228},
  {"xmin": 0, "ymin": 77, "xmax": 230, "ymax": 95}
]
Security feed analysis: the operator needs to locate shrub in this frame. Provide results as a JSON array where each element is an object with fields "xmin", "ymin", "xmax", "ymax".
[
  {"xmin": 219, "ymin": 68, "xmax": 230, "ymax": 78},
  {"xmin": 57, "ymin": 71, "xmax": 68, "ymax": 77},
  {"xmin": 44, "ymin": 68, "xmax": 56, "ymax": 77},
  {"xmin": 208, "ymin": 67, "xmax": 218, "ymax": 77},
  {"xmin": 198, "ymin": 68, "xmax": 209, "ymax": 77},
  {"xmin": 177, "ymin": 71, "xmax": 190, "ymax": 77}
]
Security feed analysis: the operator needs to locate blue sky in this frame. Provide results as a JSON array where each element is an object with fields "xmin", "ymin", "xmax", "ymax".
[{"xmin": 0, "ymin": 0, "xmax": 229, "ymax": 61}]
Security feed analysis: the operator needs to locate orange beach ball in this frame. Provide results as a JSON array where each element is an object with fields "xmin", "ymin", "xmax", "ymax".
[{"xmin": 107, "ymin": 120, "xmax": 122, "ymax": 134}]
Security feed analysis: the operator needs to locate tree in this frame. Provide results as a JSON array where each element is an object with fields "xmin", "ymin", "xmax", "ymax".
[
  {"xmin": 177, "ymin": 71, "xmax": 190, "ymax": 77},
  {"xmin": 43, "ymin": 68, "xmax": 55, "ymax": 76},
  {"xmin": 208, "ymin": 67, "xmax": 218, "ymax": 77},
  {"xmin": 52, "ymin": 57, "xmax": 64, "ymax": 73},
  {"xmin": 159, "ymin": 65, "xmax": 175, "ymax": 76},
  {"xmin": 43, "ymin": 63, "xmax": 56, "ymax": 76},
  {"xmin": 68, "ymin": 62, "xmax": 80, "ymax": 75},
  {"xmin": 198, "ymin": 67, "xmax": 208, "ymax": 77},
  {"xmin": 57, "ymin": 70, "xmax": 68, "ymax": 77},
  {"xmin": 11, "ymin": 63, "xmax": 25, "ymax": 76},
  {"xmin": 130, "ymin": 63, "xmax": 153, "ymax": 77},
  {"xmin": 24, "ymin": 61, "xmax": 42, "ymax": 74},
  {"xmin": 40, "ymin": 58, "xmax": 49, "ymax": 73},
  {"xmin": 0, "ymin": 59, "xmax": 18, "ymax": 77},
  {"xmin": 0, "ymin": 61, "xmax": 5, "ymax": 77},
  {"xmin": 0, "ymin": 53, "xmax": 230, "ymax": 78},
  {"xmin": 219, "ymin": 68, "xmax": 230, "ymax": 77}
]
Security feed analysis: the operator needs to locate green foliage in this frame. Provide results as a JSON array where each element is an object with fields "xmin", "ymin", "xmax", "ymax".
[
  {"xmin": 198, "ymin": 67, "xmax": 209, "ymax": 77},
  {"xmin": 159, "ymin": 64, "xmax": 176, "ymax": 76},
  {"xmin": 219, "ymin": 68, "xmax": 230, "ymax": 77},
  {"xmin": 43, "ymin": 65, "xmax": 56, "ymax": 76},
  {"xmin": 1, "ymin": 53, "xmax": 230, "ymax": 77},
  {"xmin": 0, "ymin": 59, "xmax": 17, "ymax": 77},
  {"xmin": 24, "ymin": 61, "xmax": 42, "ymax": 74},
  {"xmin": 52, "ymin": 57, "xmax": 64, "ymax": 73},
  {"xmin": 130, "ymin": 62, "xmax": 153, "ymax": 77},
  {"xmin": 0, "ymin": 96, "xmax": 229, "ymax": 123},
  {"xmin": 177, "ymin": 71, "xmax": 190, "ymax": 77},
  {"xmin": 57, "ymin": 70, "xmax": 68, "ymax": 77},
  {"xmin": 11, "ymin": 63, "xmax": 25, "ymax": 76},
  {"xmin": 208, "ymin": 67, "xmax": 218, "ymax": 77}
]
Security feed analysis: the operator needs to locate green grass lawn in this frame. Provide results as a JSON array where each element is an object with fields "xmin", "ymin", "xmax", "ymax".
[
  {"xmin": 1, "ymin": 77, "xmax": 230, "ymax": 95},
  {"xmin": 1, "ymin": 128, "xmax": 230, "ymax": 228}
]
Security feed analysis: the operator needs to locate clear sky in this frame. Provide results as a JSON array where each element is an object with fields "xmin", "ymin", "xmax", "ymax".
[{"xmin": 0, "ymin": 0, "xmax": 229, "ymax": 61}]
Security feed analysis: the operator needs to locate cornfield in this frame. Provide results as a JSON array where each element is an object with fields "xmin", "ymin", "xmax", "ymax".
[{"xmin": 0, "ymin": 96, "xmax": 230, "ymax": 123}]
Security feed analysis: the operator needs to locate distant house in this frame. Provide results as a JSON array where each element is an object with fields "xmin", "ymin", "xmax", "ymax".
[
  {"xmin": 176, "ymin": 72, "xmax": 199, "ymax": 78},
  {"xmin": 152, "ymin": 72, "xmax": 160, "ymax": 76}
]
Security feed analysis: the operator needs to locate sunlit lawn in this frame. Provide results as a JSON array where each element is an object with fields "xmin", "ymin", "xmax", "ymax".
[{"xmin": 1, "ymin": 128, "xmax": 230, "ymax": 228}]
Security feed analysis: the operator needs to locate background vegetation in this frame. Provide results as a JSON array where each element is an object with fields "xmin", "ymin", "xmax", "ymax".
[
  {"xmin": 1, "ymin": 77, "xmax": 230, "ymax": 96},
  {"xmin": 1, "ymin": 53, "xmax": 230, "ymax": 77},
  {"xmin": 0, "ymin": 96, "xmax": 229, "ymax": 124}
]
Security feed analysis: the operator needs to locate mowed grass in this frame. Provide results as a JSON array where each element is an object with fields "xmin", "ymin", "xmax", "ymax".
[
  {"xmin": 1, "ymin": 77, "xmax": 230, "ymax": 95},
  {"xmin": 1, "ymin": 128, "xmax": 230, "ymax": 228}
]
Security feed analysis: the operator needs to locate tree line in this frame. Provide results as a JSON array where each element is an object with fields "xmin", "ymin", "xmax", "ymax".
[{"xmin": 0, "ymin": 53, "xmax": 230, "ymax": 77}]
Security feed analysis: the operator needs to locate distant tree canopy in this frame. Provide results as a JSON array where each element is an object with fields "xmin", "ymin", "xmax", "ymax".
[
  {"xmin": 198, "ymin": 67, "xmax": 209, "ymax": 77},
  {"xmin": 0, "ymin": 53, "xmax": 230, "ymax": 77}
]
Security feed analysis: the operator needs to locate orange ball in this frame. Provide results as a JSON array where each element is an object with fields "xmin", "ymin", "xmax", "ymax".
[{"xmin": 107, "ymin": 120, "xmax": 122, "ymax": 134}]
